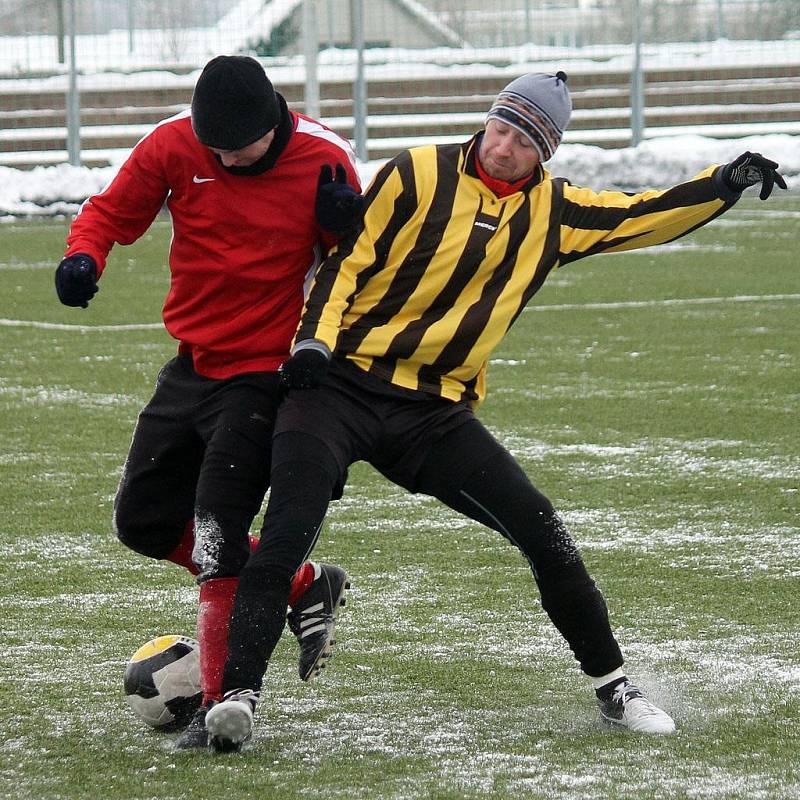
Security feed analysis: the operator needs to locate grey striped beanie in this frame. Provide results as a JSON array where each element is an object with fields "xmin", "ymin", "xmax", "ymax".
[{"xmin": 485, "ymin": 71, "xmax": 572, "ymax": 162}]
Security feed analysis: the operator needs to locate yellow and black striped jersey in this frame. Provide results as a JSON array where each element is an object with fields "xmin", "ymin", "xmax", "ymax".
[{"xmin": 296, "ymin": 134, "xmax": 737, "ymax": 405}]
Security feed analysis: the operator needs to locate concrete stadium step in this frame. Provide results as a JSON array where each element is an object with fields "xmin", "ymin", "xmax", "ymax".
[
  {"xmin": 3, "ymin": 79, "xmax": 797, "ymax": 135},
  {"xmin": 5, "ymin": 118, "xmax": 799, "ymax": 169},
  {"xmin": 363, "ymin": 120, "xmax": 800, "ymax": 160},
  {"xmin": 2, "ymin": 100, "xmax": 797, "ymax": 157},
  {"xmin": 1, "ymin": 61, "xmax": 798, "ymax": 167},
  {"xmin": 0, "ymin": 104, "xmax": 186, "ymax": 129}
]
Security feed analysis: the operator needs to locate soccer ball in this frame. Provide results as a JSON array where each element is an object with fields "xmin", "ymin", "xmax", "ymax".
[{"xmin": 123, "ymin": 635, "xmax": 202, "ymax": 730}]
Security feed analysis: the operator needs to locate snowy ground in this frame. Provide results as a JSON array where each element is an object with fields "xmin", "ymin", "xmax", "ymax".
[{"xmin": 1, "ymin": 132, "xmax": 798, "ymax": 219}]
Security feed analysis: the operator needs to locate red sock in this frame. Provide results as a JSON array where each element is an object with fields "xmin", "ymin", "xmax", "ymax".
[
  {"xmin": 197, "ymin": 577, "xmax": 238, "ymax": 704},
  {"xmin": 166, "ymin": 520, "xmax": 199, "ymax": 576},
  {"xmin": 193, "ymin": 535, "xmax": 304, "ymax": 702},
  {"xmin": 249, "ymin": 535, "xmax": 317, "ymax": 605},
  {"xmin": 287, "ymin": 561, "xmax": 316, "ymax": 608}
]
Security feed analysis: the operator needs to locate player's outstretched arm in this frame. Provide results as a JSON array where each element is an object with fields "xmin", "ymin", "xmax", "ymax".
[{"xmin": 718, "ymin": 152, "xmax": 788, "ymax": 200}]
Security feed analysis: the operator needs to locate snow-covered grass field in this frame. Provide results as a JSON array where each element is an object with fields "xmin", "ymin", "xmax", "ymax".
[{"xmin": 0, "ymin": 194, "xmax": 797, "ymax": 798}]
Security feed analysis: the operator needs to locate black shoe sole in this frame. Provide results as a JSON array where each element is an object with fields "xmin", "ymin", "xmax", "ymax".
[{"xmin": 210, "ymin": 736, "xmax": 243, "ymax": 754}]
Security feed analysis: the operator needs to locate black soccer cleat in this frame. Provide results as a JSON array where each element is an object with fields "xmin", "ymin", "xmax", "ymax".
[
  {"xmin": 287, "ymin": 563, "xmax": 350, "ymax": 682},
  {"xmin": 173, "ymin": 702, "xmax": 213, "ymax": 750}
]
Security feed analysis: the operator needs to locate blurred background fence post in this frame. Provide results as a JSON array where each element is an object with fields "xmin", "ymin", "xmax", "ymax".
[
  {"xmin": 127, "ymin": 0, "xmax": 135, "ymax": 54},
  {"xmin": 631, "ymin": 0, "xmax": 645, "ymax": 146},
  {"xmin": 65, "ymin": 0, "xmax": 80, "ymax": 166},
  {"xmin": 56, "ymin": 0, "xmax": 66, "ymax": 63},
  {"xmin": 349, "ymin": 0, "xmax": 368, "ymax": 161},
  {"xmin": 302, "ymin": 0, "xmax": 319, "ymax": 120},
  {"xmin": 715, "ymin": 0, "xmax": 726, "ymax": 39}
]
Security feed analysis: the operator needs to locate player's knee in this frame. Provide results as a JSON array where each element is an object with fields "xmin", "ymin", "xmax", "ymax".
[
  {"xmin": 114, "ymin": 518, "xmax": 172, "ymax": 559},
  {"xmin": 113, "ymin": 505, "xmax": 187, "ymax": 561},
  {"xmin": 113, "ymin": 491, "xmax": 148, "ymax": 553},
  {"xmin": 528, "ymin": 512, "xmax": 587, "ymax": 582}
]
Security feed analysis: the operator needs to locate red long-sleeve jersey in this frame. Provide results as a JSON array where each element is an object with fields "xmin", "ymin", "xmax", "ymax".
[{"xmin": 66, "ymin": 108, "xmax": 359, "ymax": 379}]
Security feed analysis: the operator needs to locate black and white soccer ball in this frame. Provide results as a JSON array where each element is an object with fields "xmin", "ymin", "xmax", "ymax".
[{"xmin": 123, "ymin": 634, "xmax": 202, "ymax": 730}]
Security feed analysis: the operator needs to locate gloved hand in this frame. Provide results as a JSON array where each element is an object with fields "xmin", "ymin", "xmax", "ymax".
[
  {"xmin": 55, "ymin": 253, "xmax": 99, "ymax": 308},
  {"xmin": 279, "ymin": 348, "xmax": 330, "ymax": 390},
  {"xmin": 720, "ymin": 152, "xmax": 787, "ymax": 200},
  {"xmin": 315, "ymin": 163, "xmax": 363, "ymax": 233}
]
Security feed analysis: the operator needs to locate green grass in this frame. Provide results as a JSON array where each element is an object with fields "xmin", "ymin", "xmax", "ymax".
[{"xmin": 1, "ymin": 197, "xmax": 798, "ymax": 799}]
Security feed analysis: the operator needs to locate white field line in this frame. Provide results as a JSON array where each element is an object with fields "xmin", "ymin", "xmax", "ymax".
[
  {"xmin": 1, "ymin": 293, "xmax": 798, "ymax": 332},
  {"xmin": 0, "ymin": 318, "xmax": 162, "ymax": 331},
  {"xmin": 525, "ymin": 293, "xmax": 800, "ymax": 313}
]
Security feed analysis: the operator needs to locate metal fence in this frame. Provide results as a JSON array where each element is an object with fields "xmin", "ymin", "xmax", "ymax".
[
  {"xmin": 0, "ymin": 0, "xmax": 798, "ymax": 167},
  {"xmin": 1, "ymin": 0, "xmax": 798, "ymax": 64}
]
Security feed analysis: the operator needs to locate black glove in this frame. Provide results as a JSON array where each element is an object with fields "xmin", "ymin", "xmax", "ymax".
[
  {"xmin": 315, "ymin": 163, "xmax": 364, "ymax": 233},
  {"xmin": 279, "ymin": 348, "xmax": 330, "ymax": 390},
  {"xmin": 720, "ymin": 152, "xmax": 787, "ymax": 200},
  {"xmin": 55, "ymin": 253, "xmax": 99, "ymax": 308}
]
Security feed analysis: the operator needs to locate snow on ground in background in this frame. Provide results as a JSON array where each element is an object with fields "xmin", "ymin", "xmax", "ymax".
[
  {"xmin": 0, "ymin": 34, "xmax": 798, "ymax": 80},
  {"xmin": 0, "ymin": 379, "xmax": 142, "ymax": 409},
  {"xmin": 1, "ymin": 133, "xmax": 799, "ymax": 218},
  {"xmin": 547, "ymin": 133, "xmax": 800, "ymax": 190}
]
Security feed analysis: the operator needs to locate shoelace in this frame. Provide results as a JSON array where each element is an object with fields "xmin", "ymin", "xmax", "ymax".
[
  {"xmin": 613, "ymin": 683, "xmax": 662, "ymax": 717},
  {"xmin": 222, "ymin": 688, "xmax": 260, "ymax": 710}
]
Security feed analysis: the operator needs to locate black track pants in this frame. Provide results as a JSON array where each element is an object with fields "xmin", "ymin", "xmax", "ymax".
[
  {"xmin": 223, "ymin": 422, "xmax": 623, "ymax": 693},
  {"xmin": 114, "ymin": 356, "xmax": 280, "ymax": 579},
  {"xmin": 415, "ymin": 420, "xmax": 624, "ymax": 678},
  {"xmin": 223, "ymin": 442, "xmax": 338, "ymax": 692}
]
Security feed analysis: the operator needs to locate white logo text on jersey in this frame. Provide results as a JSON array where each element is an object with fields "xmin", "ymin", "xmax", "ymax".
[{"xmin": 193, "ymin": 175, "xmax": 215, "ymax": 184}]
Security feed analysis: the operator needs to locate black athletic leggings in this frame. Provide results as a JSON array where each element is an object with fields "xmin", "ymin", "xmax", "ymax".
[{"xmin": 222, "ymin": 420, "xmax": 623, "ymax": 693}]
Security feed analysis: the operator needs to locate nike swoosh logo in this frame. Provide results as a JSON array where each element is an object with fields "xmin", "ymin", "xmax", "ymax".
[{"xmin": 193, "ymin": 176, "xmax": 215, "ymax": 183}]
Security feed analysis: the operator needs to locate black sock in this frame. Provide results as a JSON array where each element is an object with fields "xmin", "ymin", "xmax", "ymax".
[{"xmin": 595, "ymin": 676, "xmax": 629, "ymax": 701}]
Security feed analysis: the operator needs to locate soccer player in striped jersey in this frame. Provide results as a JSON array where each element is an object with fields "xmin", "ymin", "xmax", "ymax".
[{"xmin": 207, "ymin": 71, "xmax": 786, "ymax": 750}]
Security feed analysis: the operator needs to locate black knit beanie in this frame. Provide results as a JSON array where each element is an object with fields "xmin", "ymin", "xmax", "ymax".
[{"xmin": 191, "ymin": 55, "xmax": 280, "ymax": 150}]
